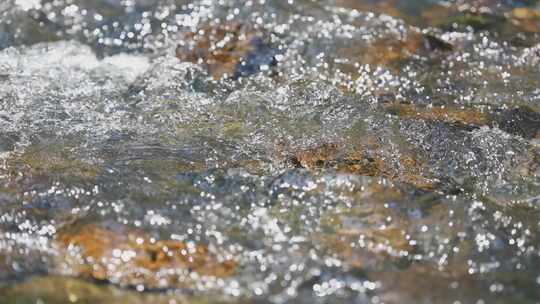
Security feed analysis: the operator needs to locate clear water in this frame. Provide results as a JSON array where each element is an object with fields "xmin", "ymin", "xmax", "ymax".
[{"xmin": 0, "ymin": 0, "xmax": 540, "ymax": 303}]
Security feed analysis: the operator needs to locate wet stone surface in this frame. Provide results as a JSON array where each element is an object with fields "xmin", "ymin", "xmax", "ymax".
[
  {"xmin": 175, "ymin": 22, "xmax": 279, "ymax": 79},
  {"xmin": 1, "ymin": 0, "xmax": 540, "ymax": 304},
  {"xmin": 54, "ymin": 224, "xmax": 236, "ymax": 288}
]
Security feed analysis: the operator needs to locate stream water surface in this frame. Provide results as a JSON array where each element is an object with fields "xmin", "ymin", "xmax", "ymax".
[{"xmin": 1, "ymin": 0, "xmax": 540, "ymax": 303}]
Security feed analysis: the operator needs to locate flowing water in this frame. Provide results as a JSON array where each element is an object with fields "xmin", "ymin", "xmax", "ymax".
[{"xmin": 0, "ymin": 0, "xmax": 540, "ymax": 303}]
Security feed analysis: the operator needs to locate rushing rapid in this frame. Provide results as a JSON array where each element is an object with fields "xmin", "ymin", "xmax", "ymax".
[{"xmin": 0, "ymin": 0, "xmax": 540, "ymax": 303}]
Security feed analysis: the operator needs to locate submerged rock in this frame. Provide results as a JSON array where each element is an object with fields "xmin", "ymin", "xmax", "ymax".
[
  {"xmin": 0, "ymin": 145, "xmax": 102, "ymax": 195},
  {"xmin": 282, "ymin": 141, "xmax": 435, "ymax": 190},
  {"xmin": 0, "ymin": 275, "xmax": 242, "ymax": 304},
  {"xmin": 55, "ymin": 224, "xmax": 236, "ymax": 289},
  {"xmin": 509, "ymin": 7, "xmax": 540, "ymax": 33},
  {"xmin": 337, "ymin": 31, "xmax": 452, "ymax": 71},
  {"xmin": 492, "ymin": 106, "xmax": 540, "ymax": 139},
  {"xmin": 319, "ymin": 183, "xmax": 416, "ymax": 269},
  {"xmin": 386, "ymin": 103, "xmax": 540, "ymax": 139},
  {"xmin": 420, "ymin": 2, "xmax": 506, "ymax": 31},
  {"xmin": 176, "ymin": 22, "xmax": 278, "ymax": 80},
  {"xmin": 0, "ymin": 132, "xmax": 19, "ymax": 152},
  {"xmin": 333, "ymin": 0, "xmax": 404, "ymax": 19},
  {"xmin": 386, "ymin": 103, "xmax": 489, "ymax": 128}
]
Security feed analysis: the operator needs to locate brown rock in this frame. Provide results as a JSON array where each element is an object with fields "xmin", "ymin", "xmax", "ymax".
[
  {"xmin": 0, "ymin": 275, "xmax": 246, "ymax": 304},
  {"xmin": 386, "ymin": 103, "xmax": 489, "ymax": 127},
  {"xmin": 55, "ymin": 225, "xmax": 236, "ymax": 289},
  {"xmin": 333, "ymin": 0, "xmax": 403, "ymax": 18},
  {"xmin": 372, "ymin": 262, "xmax": 476, "ymax": 303},
  {"xmin": 421, "ymin": 1, "xmax": 503, "ymax": 29},
  {"xmin": 287, "ymin": 142, "xmax": 384, "ymax": 176},
  {"xmin": 283, "ymin": 140, "xmax": 435, "ymax": 190},
  {"xmin": 176, "ymin": 22, "xmax": 268, "ymax": 79},
  {"xmin": 338, "ymin": 32, "xmax": 424, "ymax": 68},
  {"xmin": 337, "ymin": 31, "xmax": 452, "ymax": 72},
  {"xmin": 387, "ymin": 103, "xmax": 540, "ymax": 139},
  {"xmin": 317, "ymin": 183, "xmax": 416, "ymax": 269},
  {"xmin": 421, "ymin": 4, "xmax": 456, "ymax": 27},
  {"xmin": 509, "ymin": 8, "xmax": 540, "ymax": 33}
]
